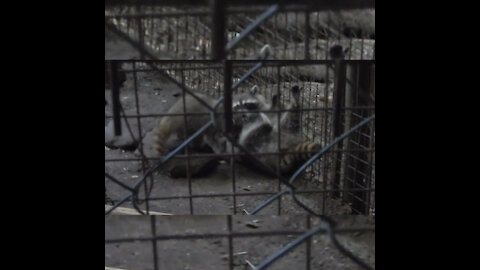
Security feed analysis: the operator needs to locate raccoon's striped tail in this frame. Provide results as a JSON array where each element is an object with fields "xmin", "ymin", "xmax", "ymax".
[{"xmin": 281, "ymin": 142, "xmax": 321, "ymax": 175}]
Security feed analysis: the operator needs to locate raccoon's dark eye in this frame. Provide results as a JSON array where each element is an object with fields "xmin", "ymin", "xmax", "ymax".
[{"xmin": 244, "ymin": 102, "xmax": 258, "ymax": 110}]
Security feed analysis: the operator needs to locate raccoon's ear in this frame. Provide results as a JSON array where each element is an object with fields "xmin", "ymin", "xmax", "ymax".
[
  {"xmin": 259, "ymin": 44, "xmax": 272, "ymax": 60},
  {"xmin": 291, "ymin": 85, "xmax": 301, "ymax": 100},
  {"xmin": 329, "ymin": 44, "xmax": 345, "ymax": 59},
  {"xmin": 271, "ymin": 94, "xmax": 278, "ymax": 108},
  {"xmin": 250, "ymin": 85, "xmax": 259, "ymax": 95}
]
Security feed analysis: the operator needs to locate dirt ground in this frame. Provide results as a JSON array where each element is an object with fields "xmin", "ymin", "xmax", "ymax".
[
  {"xmin": 105, "ymin": 215, "xmax": 375, "ymax": 270},
  {"xmin": 105, "ymin": 67, "xmax": 353, "ymax": 215}
]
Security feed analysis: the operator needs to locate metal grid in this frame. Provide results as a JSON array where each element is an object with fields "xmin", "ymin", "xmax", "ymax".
[
  {"xmin": 105, "ymin": 215, "xmax": 375, "ymax": 270},
  {"xmin": 105, "ymin": 0, "xmax": 375, "ymax": 60},
  {"xmin": 105, "ymin": 59, "xmax": 375, "ymax": 216}
]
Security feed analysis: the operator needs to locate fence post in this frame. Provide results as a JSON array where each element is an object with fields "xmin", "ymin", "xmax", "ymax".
[
  {"xmin": 331, "ymin": 59, "xmax": 346, "ymax": 199},
  {"xmin": 108, "ymin": 61, "xmax": 122, "ymax": 136},
  {"xmin": 210, "ymin": 0, "xmax": 226, "ymax": 60},
  {"xmin": 135, "ymin": 2, "xmax": 145, "ymax": 59},
  {"xmin": 304, "ymin": 11, "xmax": 310, "ymax": 60},
  {"xmin": 223, "ymin": 61, "xmax": 233, "ymax": 136},
  {"xmin": 343, "ymin": 62, "xmax": 374, "ymax": 214}
]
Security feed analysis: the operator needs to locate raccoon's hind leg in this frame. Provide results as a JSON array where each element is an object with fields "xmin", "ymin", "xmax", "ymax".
[
  {"xmin": 169, "ymin": 157, "xmax": 220, "ymax": 178},
  {"xmin": 166, "ymin": 143, "xmax": 222, "ymax": 178},
  {"xmin": 168, "ymin": 155, "xmax": 221, "ymax": 178}
]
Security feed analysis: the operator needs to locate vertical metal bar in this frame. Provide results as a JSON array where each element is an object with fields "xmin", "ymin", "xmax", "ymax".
[
  {"xmin": 315, "ymin": 12, "xmax": 320, "ymax": 59},
  {"xmin": 366, "ymin": 63, "xmax": 375, "ymax": 214},
  {"xmin": 331, "ymin": 59, "xmax": 346, "ymax": 198},
  {"xmin": 193, "ymin": 16, "xmax": 198, "ymax": 59},
  {"xmin": 223, "ymin": 61, "xmax": 233, "ymax": 136},
  {"xmin": 185, "ymin": 14, "xmax": 189, "ymax": 56},
  {"xmin": 109, "ymin": 61, "xmax": 122, "ymax": 136},
  {"xmin": 366, "ymin": 117, "xmax": 375, "ymax": 214},
  {"xmin": 356, "ymin": 62, "xmax": 373, "ymax": 214},
  {"xmin": 360, "ymin": 31, "xmax": 365, "ymax": 60},
  {"xmin": 150, "ymin": 216, "xmax": 159, "ymax": 270},
  {"xmin": 231, "ymin": 137, "xmax": 237, "ymax": 215},
  {"xmin": 322, "ymin": 63, "xmax": 329, "ymax": 214},
  {"xmin": 304, "ymin": 11, "xmax": 310, "ymax": 60},
  {"xmin": 342, "ymin": 62, "xmax": 356, "ymax": 210},
  {"xmin": 227, "ymin": 215, "xmax": 234, "ymax": 270},
  {"xmin": 132, "ymin": 61, "xmax": 150, "ymax": 214},
  {"xmin": 276, "ymin": 65, "xmax": 282, "ymax": 215},
  {"xmin": 135, "ymin": 3, "xmax": 145, "ymax": 59},
  {"xmin": 341, "ymin": 62, "xmax": 354, "ymax": 210},
  {"xmin": 210, "ymin": 0, "xmax": 226, "ymax": 60},
  {"xmin": 202, "ymin": 15, "xmax": 208, "ymax": 59},
  {"xmin": 223, "ymin": 61, "xmax": 236, "ymax": 213},
  {"xmin": 283, "ymin": 11, "xmax": 287, "ymax": 59},
  {"xmin": 175, "ymin": 13, "xmax": 180, "ymax": 54},
  {"xmin": 180, "ymin": 68, "xmax": 194, "ymax": 214},
  {"xmin": 348, "ymin": 37, "xmax": 353, "ymax": 60},
  {"xmin": 305, "ymin": 215, "xmax": 311, "ymax": 270},
  {"xmin": 325, "ymin": 13, "xmax": 330, "ymax": 60},
  {"xmin": 166, "ymin": 17, "xmax": 171, "ymax": 52}
]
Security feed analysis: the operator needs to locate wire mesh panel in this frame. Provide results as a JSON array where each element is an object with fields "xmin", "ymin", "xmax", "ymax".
[
  {"xmin": 105, "ymin": 5, "xmax": 213, "ymax": 59},
  {"xmin": 225, "ymin": 8, "xmax": 375, "ymax": 60},
  {"xmin": 105, "ymin": 1, "xmax": 375, "ymax": 60},
  {"xmin": 105, "ymin": 59, "xmax": 375, "ymax": 216},
  {"xmin": 105, "ymin": 215, "xmax": 375, "ymax": 270}
]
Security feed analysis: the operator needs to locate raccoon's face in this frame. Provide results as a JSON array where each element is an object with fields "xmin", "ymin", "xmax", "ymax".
[{"xmin": 231, "ymin": 92, "xmax": 270, "ymax": 135}]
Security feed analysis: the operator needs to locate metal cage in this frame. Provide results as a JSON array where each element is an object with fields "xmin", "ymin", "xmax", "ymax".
[
  {"xmin": 105, "ymin": 0, "xmax": 375, "ymax": 60},
  {"xmin": 105, "ymin": 59, "xmax": 375, "ymax": 216},
  {"xmin": 105, "ymin": 2, "xmax": 375, "ymax": 270}
]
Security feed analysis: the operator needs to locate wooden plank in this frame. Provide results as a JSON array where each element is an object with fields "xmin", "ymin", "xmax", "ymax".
[{"xmin": 105, "ymin": 205, "xmax": 172, "ymax": 215}]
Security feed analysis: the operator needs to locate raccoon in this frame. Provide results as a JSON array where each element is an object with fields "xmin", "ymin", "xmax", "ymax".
[
  {"xmin": 151, "ymin": 89, "xmax": 270, "ymax": 178},
  {"xmin": 238, "ymin": 125, "xmax": 321, "ymax": 176},
  {"xmin": 270, "ymin": 85, "xmax": 302, "ymax": 134},
  {"xmin": 150, "ymin": 92, "xmax": 225, "ymax": 178},
  {"xmin": 234, "ymin": 86, "xmax": 321, "ymax": 177},
  {"xmin": 230, "ymin": 85, "xmax": 272, "ymax": 139}
]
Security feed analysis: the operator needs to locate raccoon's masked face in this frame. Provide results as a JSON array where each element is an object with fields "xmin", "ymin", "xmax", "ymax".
[{"xmin": 231, "ymin": 92, "xmax": 270, "ymax": 135}]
